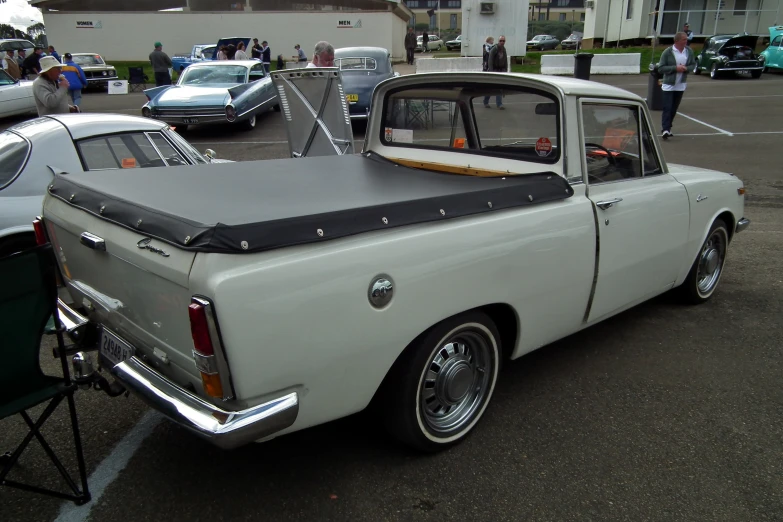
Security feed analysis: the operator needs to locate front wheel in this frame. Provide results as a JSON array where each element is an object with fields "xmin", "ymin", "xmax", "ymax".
[
  {"xmin": 710, "ymin": 63, "xmax": 721, "ymax": 79},
  {"xmin": 380, "ymin": 311, "xmax": 501, "ymax": 452},
  {"xmin": 751, "ymin": 70, "xmax": 762, "ymax": 79},
  {"xmin": 679, "ymin": 219, "xmax": 729, "ymax": 304},
  {"xmin": 693, "ymin": 63, "xmax": 701, "ymax": 74}
]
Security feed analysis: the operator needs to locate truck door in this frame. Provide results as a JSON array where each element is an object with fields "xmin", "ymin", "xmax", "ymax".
[{"xmin": 579, "ymin": 100, "xmax": 689, "ymax": 323}]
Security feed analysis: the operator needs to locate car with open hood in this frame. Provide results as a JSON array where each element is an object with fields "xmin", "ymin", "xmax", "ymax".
[
  {"xmin": 693, "ymin": 33, "xmax": 764, "ymax": 79},
  {"xmin": 334, "ymin": 46, "xmax": 397, "ymax": 122},
  {"xmin": 760, "ymin": 25, "xmax": 783, "ymax": 72},
  {"xmin": 141, "ymin": 60, "xmax": 279, "ymax": 132},
  {"xmin": 171, "ymin": 43, "xmax": 216, "ymax": 73},
  {"xmin": 69, "ymin": 53, "xmax": 119, "ymax": 89}
]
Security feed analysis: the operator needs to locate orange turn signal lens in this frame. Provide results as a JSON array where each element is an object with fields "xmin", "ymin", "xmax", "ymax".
[
  {"xmin": 200, "ymin": 372, "xmax": 223, "ymax": 398},
  {"xmin": 737, "ymin": 187, "xmax": 746, "ymax": 195},
  {"xmin": 453, "ymin": 138, "xmax": 466, "ymax": 148}
]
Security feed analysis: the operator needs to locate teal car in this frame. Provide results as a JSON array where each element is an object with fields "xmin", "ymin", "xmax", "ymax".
[{"xmin": 760, "ymin": 25, "xmax": 783, "ymax": 73}]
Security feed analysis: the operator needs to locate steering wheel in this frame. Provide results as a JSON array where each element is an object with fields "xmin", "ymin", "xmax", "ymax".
[{"xmin": 584, "ymin": 142, "xmax": 617, "ymax": 166}]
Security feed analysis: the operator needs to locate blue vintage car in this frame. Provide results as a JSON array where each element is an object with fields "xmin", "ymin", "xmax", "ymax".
[
  {"xmin": 141, "ymin": 60, "xmax": 279, "ymax": 132},
  {"xmin": 334, "ymin": 46, "xmax": 398, "ymax": 122},
  {"xmin": 760, "ymin": 25, "xmax": 783, "ymax": 73},
  {"xmin": 171, "ymin": 44, "xmax": 216, "ymax": 73}
]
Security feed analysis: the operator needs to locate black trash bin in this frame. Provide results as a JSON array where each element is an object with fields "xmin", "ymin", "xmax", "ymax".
[
  {"xmin": 647, "ymin": 64, "xmax": 664, "ymax": 111},
  {"xmin": 573, "ymin": 53, "xmax": 594, "ymax": 80}
]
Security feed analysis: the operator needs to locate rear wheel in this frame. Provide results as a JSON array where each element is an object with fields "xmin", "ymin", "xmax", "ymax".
[
  {"xmin": 380, "ymin": 311, "xmax": 501, "ymax": 452},
  {"xmin": 679, "ymin": 219, "xmax": 729, "ymax": 304},
  {"xmin": 241, "ymin": 114, "xmax": 257, "ymax": 131}
]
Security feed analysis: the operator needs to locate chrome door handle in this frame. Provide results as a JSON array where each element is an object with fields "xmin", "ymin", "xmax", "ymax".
[
  {"xmin": 80, "ymin": 232, "xmax": 106, "ymax": 251},
  {"xmin": 595, "ymin": 198, "xmax": 623, "ymax": 210}
]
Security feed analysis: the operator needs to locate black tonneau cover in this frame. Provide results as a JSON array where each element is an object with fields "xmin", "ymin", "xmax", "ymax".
[{"xmin": 48, "ymin": 153, "xmax": 573, "ymax": 254}]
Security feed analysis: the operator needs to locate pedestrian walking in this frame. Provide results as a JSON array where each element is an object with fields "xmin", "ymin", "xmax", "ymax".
[
  {"xmin": 149, "ymin": 42, "xmax": 172, "ymax": 86},
  {"xmin": 47, "ymin": 45, "xmax": 61, "ymax": 62},
  {"xmin": 261, "ymin": 41, "xmax": 271, "ymax": 73},
  {"xmin": 405, "ymin": 27, "xmax": 417, "ymax": 65},
  {"xmin": 657, "ymin": 32, "xmax": 696, "ymax": 140},
  {"xmin": 61, "ymin": 53, "xmax": 88, "ymax": 107},
  {"xmin": 32, "ymin": 56, "xmax": 78, "ymax": 116},
  {"xmin": 484, "ymin": 35, "xmax": 507, "ymax": 109},
  {"xmin": 482, "ymin": 36, "xmax": 495, "ymax": 71}
]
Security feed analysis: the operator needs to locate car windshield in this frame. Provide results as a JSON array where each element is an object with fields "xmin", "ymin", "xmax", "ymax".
[
  {"xmin": 179, "ymin": 65, "xmax": 247, "ymax": 85},
  {"xmin": 336, "ymin": 57, "xmax": 377, "ymax": 71},
  {"xmin": 73, "ymin": 55, "xmax": 105, "ymax": 65},
  {"xmin": 0, "ymin": 131, "xmax": 30, "ymax": 190},
  {"xmin": 0, "ymin": 69, "xmax": 16, "ymax": 85}
]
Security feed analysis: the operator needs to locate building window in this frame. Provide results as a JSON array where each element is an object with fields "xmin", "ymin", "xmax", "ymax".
[
  {"xmin": 427, "ymin": 0, "xmax": 437, "ymax": 7},
  {"xmin": 559, "ymin": 13, "xmax": 567, "ymax": 21},
  {"xmin": 626, "ymin": 0, "xmax": 633, "ymax": 19},
  {"xmin": 447, "ymin": 0, "xmax": 461, "ymax": 7},
  {"xmin": 430, "ymin": 14, "xmax": 436, "ymax": 28},
  {"xmin": 580, "ymin": 12, "xmax": 585, "ymax": 21},
  {"xmin": 734, "ymin": 0, "xmax": 747, "ymax": 16},
  {"xmin": 538, "ymin": 13, "xmax": 546, "ymax": 20},
  {"xmin": 407, "ymin": 0, "xmax": 419, "ymax": 7},
  {"xmin": 558, "ymin": 0, "xmax": 569, "ymax": 6},
  {"xmin": 409, "ymin": 14, "xmax": 416, "ymax": 26},
  {"xmin": 450, "ymin": 13, "xmax": 457, "ymax": 28}
]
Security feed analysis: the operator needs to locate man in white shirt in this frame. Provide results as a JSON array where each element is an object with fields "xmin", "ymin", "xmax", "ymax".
[
  {"xmin": 656, "ymin": 32, "xmax": 696, "ymax": 140},
  {"xmin": 306, "ymin": 41, "xmax": 335, "ymax": 68}
]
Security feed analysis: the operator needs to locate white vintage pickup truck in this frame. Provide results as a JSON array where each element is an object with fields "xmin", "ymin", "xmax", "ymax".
[{"xmin": 38, "ymin": 70, "xmax": 749, "ymax": 453}]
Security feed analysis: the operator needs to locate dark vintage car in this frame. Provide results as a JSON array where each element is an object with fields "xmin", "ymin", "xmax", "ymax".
[
  {"xmin": 334, "ymin": 46, "xmax": 398, "ymax": 122},
  {"xmin": 694, "ymin": 33, "xmax": 764, "ymax": 79}
]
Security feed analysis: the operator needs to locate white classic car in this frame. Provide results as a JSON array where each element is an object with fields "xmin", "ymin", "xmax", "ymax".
[
  {"xmin": 1, "ymin": 113, "xmax": 231, "ymax": 257},
  {"xmin": 37, "ymin": 72, "xmax": 748, "ymax": 453},
  {"xmin": 0, "ymin": 69, "xmax": 35, "ymax": 120}
]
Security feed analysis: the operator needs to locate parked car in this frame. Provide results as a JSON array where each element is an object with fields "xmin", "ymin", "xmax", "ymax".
[
  {"xmin": 0, "ymin": 39, "xmax": 36, "ymax": 58},
  {"xmin": 0, "ymin": 69, "xmax": 35, "ymax": 120},
  {"xmin": 446, "ymin": 35, "xmax": 462, "ymax": 51},
  {"xmin": 69, "ymin": 53, "xmax": 119, "ymax": 89},
  {"xmin": 560, "ymin": 32, "xmax": 583, "ymax": 50},
  {"xmin": 693, "ymin": 33, "xmax": 764, "ymax": 79},
  {"xmin": 172, "ymin": 43, "xmax": 216, "ymax": 72},
  {"xmin": 210, "ymin": 37, "xmax": 254, "ymax": 60},
  {"xmin": 141, "ymin": 60, "xmax": 279, "ymax": 132},
  {"xmin": 527, "ymin": 35, "xmax": 560, "ymax": 51},
  {"xmin": 760, "ymin": 25, "xmax": 783, "ymax": 72},
  {"xmin": 0, "ymin": 113, "xmax": 230, "ymax": 257},
  {"xmin": 40, "ymin": 71, "xmax": 748, "ymax": 454},
  {"xmin": 334, "ymin": 46, "xmax": 397, "ymax": 121},
  {"xmin": 416, "ymin": 35, "xmax": 444, "ymax": 51}
]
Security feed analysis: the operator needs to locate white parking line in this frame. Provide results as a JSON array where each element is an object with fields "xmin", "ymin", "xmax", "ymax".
[
  {"xmin": 677, "ymin": 112, "xmax": 734, "ymax": 136},
  {"xmin": 54, "ymin": 411, "xmax": 162, "ymax": 522}
]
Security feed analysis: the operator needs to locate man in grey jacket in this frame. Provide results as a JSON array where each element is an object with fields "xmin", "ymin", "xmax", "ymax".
[
  {"xmin": 656, "ymin": 32, "xmax": 696, "ymax": 140},
  {"xmin": 149, "ymin": 42, "xmax": 172, "ymax": 86},
  {"xmin": 33, "ymin": 56, "xmax": 77, "ymax": 116}
]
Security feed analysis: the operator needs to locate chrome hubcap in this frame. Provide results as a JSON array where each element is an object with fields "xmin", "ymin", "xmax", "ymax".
[
  {"xmin": 420, "ymin": 330, "xmax": 493, "ymax": 435},
  {"xmin": 697, "ymin": 230, "xmax": 726, "ymax": 295}
]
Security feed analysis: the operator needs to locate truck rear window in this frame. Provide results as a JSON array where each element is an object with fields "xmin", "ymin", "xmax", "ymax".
[
  {"xmin": 378, "ymin": 82, "xmax": 561, "ymax": 164},
  {"xmin": 0, "ymin": 132, "xmax": 30, "ymax": 190}
]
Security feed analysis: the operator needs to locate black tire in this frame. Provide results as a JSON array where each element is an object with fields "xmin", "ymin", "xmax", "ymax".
[
  {"xmin": 751, "ymin": 70, "xmax": 762, "ymax": 79},
  {"xmin": 694, "ymin": 64, "xmax": 701, "ymax": 75},
  {"xmin": 241, "ymin": 114, "xmax": 257, "ymax": 131},
  {"xmin": 710, "ymin": 63, "xmax": 721, "ymax": 79},
  {"xmin": 678, "ymin": 219, "xmax": 729, "ymax": 304},
  {"xmin": 273, "ymin": 104, "xmax": 281, "ymax": 112},
  {"xmin": 380, "ymin": 311, "xmax": 501, "ymax": 452},
  {"xmin": 0, "ymin": 233, "xmax": 37, "ymax": 259}
]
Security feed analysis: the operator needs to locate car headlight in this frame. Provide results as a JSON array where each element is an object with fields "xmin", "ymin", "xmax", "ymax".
[
  {"xmin": 142, "ymin": 106, "xmax": 152, "ymax": 118},
  {"xmin": 109, "ymin": 69, "xmax": 116, "ymax": 76},
  {"xmin": 102, "ymin": 70, "xmax": 108, "ymax": 76},
  {"xmin": 721, "ymin": 56, "xmax": 729, "ymax": 63},
  {"xmin": 225, "ymin": 105, "xmax": 237, "ymax": 122},
  {"xmin": 759, "ymin": 55, "xmax": 765, "ymax": 62}
]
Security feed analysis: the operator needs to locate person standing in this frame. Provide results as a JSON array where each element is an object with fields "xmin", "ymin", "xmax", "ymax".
[
  {"xmin": 484, "ymin": 35, "xmax": 507, "ymax": 109},
  {"xmin": 405, "ymin": 27, "xmax": 417, "ymax": 66},
  {"xmin": 657, "ymin": 32, "xmax": 696, "ymax": 140},
  {"xmin": 482, "ymin": 36, "xmax": 495, "ymax": 71},
  {"xmin": 234, "ymin": 41, "xmax": 249, "ymax": 60},
  {"xmin": 32, "ymin": 56, "xmax": 78, "ymax": 116},
  {"xmin": 149, "ymin": 42, "xmax": 172, "ymax": 86},
  {"xmin": 683, "ymin": 23, "xmax": 693, "ymax": 45},
  {"xmin": 251, "ymin": 38, "xmax": 262, "ymax": 59},
  {"xmin": 421, "ymin": 31, "xmax": 429, "ymax": 53},
  {"xmin": 61, "ymin": 53, "xmax": 88, "ymax": 107},
  {"xmin": 48, "ymin": 45, "xmax": 61, "ymax": 62},
  {"xmin": 23, "ymin": 47, "xmax": 44, "ymax": 80},
  {"xmin": 306, "ymin": 41, "xmax": 335, "ymax": 68},
  {"xmin": 261, "ymin": 41, "xmax": 271, "ymax": 73},
  {"xmin": 2, "ymin": 49, "xmax": 22, "ymax": 80},
  {"xmin": 293, "ymin": 44, "xmax": 307, "ymax": 62}
]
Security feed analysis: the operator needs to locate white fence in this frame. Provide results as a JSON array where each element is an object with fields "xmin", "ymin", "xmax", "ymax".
[{"xmin": 541, "ymin": 53, "xmax": 641, "ymax": 75}]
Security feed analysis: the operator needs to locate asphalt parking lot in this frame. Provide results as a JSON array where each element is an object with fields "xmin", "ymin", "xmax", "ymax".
[{"xmin": 1, "ymin": 67, "xmax": 782, "ymax": 522}]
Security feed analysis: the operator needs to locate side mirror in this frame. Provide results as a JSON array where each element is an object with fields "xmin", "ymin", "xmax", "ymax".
[{"xmin": 204, "ymin": 148, "xmax": 216, "ymax": 160}]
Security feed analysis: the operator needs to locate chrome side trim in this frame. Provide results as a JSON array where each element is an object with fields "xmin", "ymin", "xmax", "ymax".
[
  {"xmin": 735, "ymin": 217, "xmax": 750, "ymax": 233},
  {"xmin": 58, "ymin": 298, "xmax": 88, "ymax": 334},
  {"xmin": 112, "ymin": 356, "xmax": 299, "ymax": 450}
]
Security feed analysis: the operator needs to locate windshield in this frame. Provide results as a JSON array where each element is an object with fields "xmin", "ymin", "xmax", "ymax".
[
  {"xmin": 73, "ymin": 55, "xmax": 105, "ymax": 66},
  {"xmin": 179, "ymin": 65, "xmax": 247, "ymax": 85},
  {"xmin": 0, "ymin": 69, "xmax": 16, "ymax": 85}
]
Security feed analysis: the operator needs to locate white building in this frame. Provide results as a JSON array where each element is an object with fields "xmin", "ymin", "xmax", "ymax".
[
  {"xmin": 582, "ymin": 0, "xmax": 782, "ymax": 49},
  {"xmin": 32, "ymin": 0, "xmax": 413, "ymax": 61},
  {"xmin": 459, "ymin": 0, "xmax": 530, "ymax": 56}
]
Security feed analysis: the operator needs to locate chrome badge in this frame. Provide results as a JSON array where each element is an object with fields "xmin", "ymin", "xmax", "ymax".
[{"xmin": 137, "ymin": 238, "xmax": 170, "ymax": 257}]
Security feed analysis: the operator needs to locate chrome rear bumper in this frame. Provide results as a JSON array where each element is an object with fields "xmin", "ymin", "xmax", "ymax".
[{"xmin": 736, "ymin": 217, "xmax": 750, "ymax": 233}]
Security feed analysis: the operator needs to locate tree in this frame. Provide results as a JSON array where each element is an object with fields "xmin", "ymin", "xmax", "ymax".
[{"xmin": 27, "ymin": 22, "xmax": 47, "ymax": 46}]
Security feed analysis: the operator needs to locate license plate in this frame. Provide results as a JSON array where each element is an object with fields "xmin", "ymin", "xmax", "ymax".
[
  {"xmin": 99, "ymin": 327, "xmax": 135, "ymax": 367},
  {"xmin": 346, "ymin": 94, "xmax": 359, "ymax": 103},
  {"xmin": 739, "ymin": 70, "xmax": 749, "ymax": 74},
  {"xmin": 182, "ymin": 117, "xmax": 199, "ymax": 124}
]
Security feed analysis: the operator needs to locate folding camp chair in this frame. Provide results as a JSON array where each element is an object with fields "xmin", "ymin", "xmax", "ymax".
[
  {"xmin": 128, "ymin": 67, "xmax": 148, "ymax": 93},
  {"xmin": 0, "ymin": 244, "xmax": 91, "ymax": 505},
  {"xmin": 405, "ymin": 99, "xmax": 430, "ymax": 129}
]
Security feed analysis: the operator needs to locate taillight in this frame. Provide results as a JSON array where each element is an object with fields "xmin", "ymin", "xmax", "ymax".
[
  {"xmin": 33, "ymin": 217, "xmax": 48, "ymax": 245},
  {"xmin": 188, "ymin": 297, "xmax": 226, "ymax": 399}
]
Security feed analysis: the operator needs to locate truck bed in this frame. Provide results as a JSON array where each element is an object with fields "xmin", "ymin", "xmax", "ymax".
[{"xmin": 48, "ymin": 152, "xmax": 573, "ymax": 254}]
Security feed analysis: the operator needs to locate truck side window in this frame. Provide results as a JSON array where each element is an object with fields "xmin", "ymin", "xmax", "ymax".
[{"xmin": 582, "ymin": 103, "xmax": 642, "ymax": 183}]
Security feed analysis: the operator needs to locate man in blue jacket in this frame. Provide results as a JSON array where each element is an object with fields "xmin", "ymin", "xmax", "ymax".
[{"xmin": 61, "ymin": 53, "xmax": 88, "ymax": 108}]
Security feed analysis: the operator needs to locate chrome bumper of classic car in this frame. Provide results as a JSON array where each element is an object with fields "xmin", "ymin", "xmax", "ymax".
[
  {"xmin": 146, "ymin": 108, "xmax": 228, "ymax": 125},
  {"xmin": 86, "ymin": 75, "xmax": 119, "ymax": 85},
  {"xmin": 736, "ymin": 218, "xmax": 751, "ymax": 233},
  {"xmin": 56, "ymin": 298, "xmax": 300, "ymax": 450},
  {"xmin": 720, "ymin": 66, "xmax": 764, "ymax": 71}
]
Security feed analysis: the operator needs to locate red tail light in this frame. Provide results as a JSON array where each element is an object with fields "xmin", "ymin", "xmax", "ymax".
[
  {"xmin": 32, "ymin": 218, "xmax": 47, "ymax": 245},
  {"xmin": 188, "ymin": 302, "xmax": 214, "ymax": 356}
]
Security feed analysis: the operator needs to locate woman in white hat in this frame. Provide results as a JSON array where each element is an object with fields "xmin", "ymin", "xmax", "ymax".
[{"xmin": 33, "ymin": 55, "xmax": 78, "ymax": 116}]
